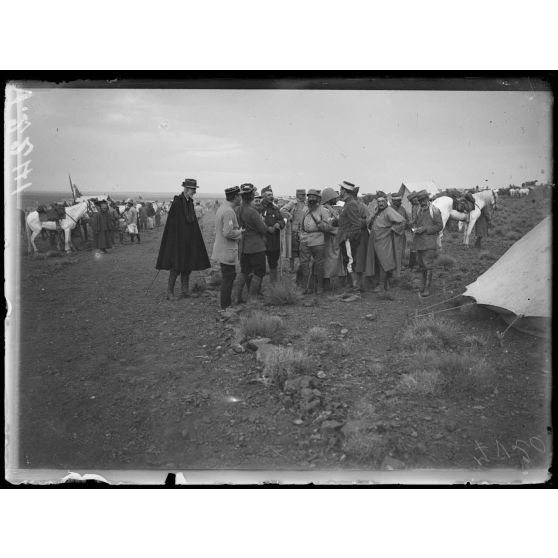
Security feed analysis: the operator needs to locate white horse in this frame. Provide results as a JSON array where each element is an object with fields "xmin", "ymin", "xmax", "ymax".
[
  {"xmin": 431, "ymin": 196, "xmax": 469, "ymax": 248},
  {"xmin": 461, "ymin": 189, "xmax": 498, "ymax": 246},
  {"xmin": 26, "ymin": 200, "xmax": 92, "ymax": 254},
  {"xmin": 518, "ymin": 188, "xmax": 530, "ymax": 197}
]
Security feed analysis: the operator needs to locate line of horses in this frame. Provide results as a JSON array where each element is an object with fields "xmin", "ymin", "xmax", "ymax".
[{"xmin": 24, "ymin": 198, "xmax": 169, "ymax": 254}]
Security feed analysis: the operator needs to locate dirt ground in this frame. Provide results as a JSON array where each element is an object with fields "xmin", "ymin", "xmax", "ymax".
[{"xmin": 13, "ymin": 195, "xmax": 552, "ymax": 478}]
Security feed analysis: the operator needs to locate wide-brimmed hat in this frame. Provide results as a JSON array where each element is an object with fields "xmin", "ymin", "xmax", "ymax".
[
  {"xmin": 307, "ymin": 189, "xmax": 321, "ymax": 198},
  {"xmin": 182, "ymin": 178, "xmax": 198, "ymax": 189},
  {"xmin": 391, "ymin": 194, "xmax": 402, "ymax": 201},
  {"xmin": 321, "ymin": 187, "xmax": 338, "ymax": 205},
  {"xmin": 339, "ymin": 180, "xmax": 358, "ymax": 193},
  {"xmin": 261, "ymin": 185, "xmax": 273, "ymax": 195},
  {"xmin": 416, "ymin": 189, "xmax": 430, "ymax": 201},
  {"xmin": 407, "ymin": 191, "xmax": 418, "ymax": 201}
]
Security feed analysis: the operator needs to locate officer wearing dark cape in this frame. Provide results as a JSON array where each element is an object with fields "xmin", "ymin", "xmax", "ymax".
[{"xmin": 156, "ymin": 178, "xmax": 210, "ymax": 300}]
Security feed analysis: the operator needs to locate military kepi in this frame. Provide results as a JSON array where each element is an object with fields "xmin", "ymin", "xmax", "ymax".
[
  {"xmin": 261, "ymin": 185, "xmax": 272, "ymax": 194},
  {"xmin": 307, "ymin": 189, "xmax": 321, "ymax": 197},
  {"xmin": 182, "ymin": 178, "xmax": 198, "ymax": 188}
]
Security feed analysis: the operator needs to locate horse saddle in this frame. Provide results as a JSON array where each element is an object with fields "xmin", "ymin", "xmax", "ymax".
[
  {"xmin": 453, "ymin": 197, "xmax": 475, "ymax": 213},
  {"xmin": 38, "ymin": 205, "xmax": 66, "ymax": 223}
]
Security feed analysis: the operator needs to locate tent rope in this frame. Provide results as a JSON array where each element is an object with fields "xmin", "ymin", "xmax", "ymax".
[
  {"xmin": 413, "ymin": 301, "xmax": 476, "ymax": 319},
  {"xmin": 498, "ymin": 314, "xmax": 524, "ymax": 338},
  {"xmin": 415, "ymin": 292, "xmax": 465, "ymax": 313}
]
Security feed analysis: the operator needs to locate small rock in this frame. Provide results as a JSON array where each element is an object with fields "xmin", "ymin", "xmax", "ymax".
[
  {"xmin": 411, "ymin": 430, "xmax": 418, "ymax": 438},
  {"xmin": 342, "ymin": 295, "xmax": 360, "ymax": 303},
  {"xmin": 246, "ymin": 337, "xmax": 272, "ymax": 351},
  {"xmin": 316, "ymin": 370, "xmax": 327, "ymax": 379},
  {"xmin": 302, "ymin": 301, "xmax": 314, "ymax": 307},
  {"xmin": 364, "ymin": 313, "xmax": 376, "ymax": 321},
  {"xmin": 446, "ymin": 421, "xmax": 457, "ymax": 432},
  {"xmin": 321, "ymin": 420, "xmax": 344, "ymax": 432},
  {"xmin": 340, "ymin": 328, "xmax": 349, "ymax": 335},
  {"xmin": 181, "ymin": 428, "xmax": 190, "ymax": 439},
  {"xmin": 293, "ymin": 418, "xmax": 304, "ymax": 425},
  {"xmin": 381, "ymin": 456, "xmax": 406, "ymax": 471},
  {"xmin": 328, "ymin": 321, "xmax": 343, "ymax": 327},
  {"xmin": 232, "ymin": 344, "xmax": 245, "ymax": 354},
  {"xmin": 385, "ymin": 389, "xmax": 396, "ymax": 398}
]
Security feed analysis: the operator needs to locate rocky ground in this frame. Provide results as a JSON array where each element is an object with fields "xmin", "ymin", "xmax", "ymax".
[{"xmin": 13, "ymin": 195, "xmax": 552, "ymax": 480}]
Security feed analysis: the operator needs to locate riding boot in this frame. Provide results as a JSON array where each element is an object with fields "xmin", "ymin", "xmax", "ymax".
[
  {"xmin": 220, "ymin": 271, "xmax": 236, "ymax": 310},
  {"xmin": 315, "ymin": 277, "xmax": 324, "ymax": 295},
  {"xmin": 179, "ymin": 272, "xmax": 191, "ymax": 298},
  {"xmin": 474, "ymin": 237, "xmax": 482, "ymax": 249},
  {"xmin": 167, "ymin": 269, "xmax": 179, "ymax": 300},
  {"xmin": 419, "ymin": 270, "xmax": 428, "ymax": 296},
  {"xmin": 408, "ymin": 251, "xmax": 416, "ymax": 269},
  {"xmin": 235, "ymin": 273, "xmax": 248, "ymax": 304},
  {"xmin": 421, "ymin": 270, "xmax": 433, "ymax": 297},
  {"xmin": 269, "ymin": 267, "xmax": 278, "ymax": 283},
  {"xmin": 136, "ymin": 233, "xmax": 141, "ymax": 243},
  {"xmin": 248, "ymin": 275, "xmax": 262, "ymax": 303}
]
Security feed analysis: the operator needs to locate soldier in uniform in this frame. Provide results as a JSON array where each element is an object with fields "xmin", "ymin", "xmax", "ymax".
[
  {"xmin": 235, "ymin": 183, "xmax": 277, "ymax": 304},
  {"xmin": 413, "ymin": 190, "xmax": 443, "ymax": 297},
  {"xmin": 212, "ymin": 186, "xmax": 243, "ymax": 310},
  {"xmin": 156, "ymin": 178, "xmax": 210, "ymax": 300},
  {"xmin": 406, "ymin": 191, "xmax": 420, "ymax": 270},
  {"xmin": 280, "ymin": 189, "xmax": 307, "ymax": 275},
  {"xmin": 259, "ymin": 185, "xmax": 285, "ymax": 283}
]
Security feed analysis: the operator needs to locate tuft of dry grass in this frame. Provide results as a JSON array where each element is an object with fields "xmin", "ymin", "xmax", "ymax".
[
  {"xmin": 463, "ymin": 334, "xmax": 488, "ymax": 348},
  {"xmin": 305, "ymin": 326, "xmax": 329, "ymax": 343},
  {"xmin": 401, "ymin": 315, "xmax": 460, "ymax": 351},
  {"xmin": 263, "ymin": 277, "xmax": 302, "ymax": 306},
  {"xmin": 397, "ymin": 351, "xmax": 491, "ymax": 397},
  {"xmin": 240, "ymin": 311, "xmax": 285, "ymax": 342},
  {"xmin": 398, "ymin": 369, "xmax": 441, "ymax": 395},
  {"xmin": 261, "ymin": 346, "xmax": 314, "ymax": 388}
]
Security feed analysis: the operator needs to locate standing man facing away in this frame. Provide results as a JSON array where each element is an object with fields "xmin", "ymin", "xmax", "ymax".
[
  {"xmin": 125, "ymin": 199, "xmax": 140, "ymax": 243},
  {"xmin": 195, "ymin": 201, "xmax": 205, "ymax": 232},
  {"xmin": 235, "ymin": 183, "xmax": 277, "ymax": 304},
  {"xmin": 212, "ymin": 186, "xmax": 243, "ymax": 310},
  {"xmin": 280, "ymin": 189, "xmax": 307, "ymax": 275},
  {"xmin": 259, "ymin": 185, "xmax": 285, "ymax": 283},
  {"xmin": 337, "ymin": 180, "xmax": 368, "ymax": 292},
  {"xmin": 156, "ymin": 178, "xmax": 211, "ymax": 300},
  {"xmin": 413, "ymin": 190, "xmax": 443, "ymax": 297}
]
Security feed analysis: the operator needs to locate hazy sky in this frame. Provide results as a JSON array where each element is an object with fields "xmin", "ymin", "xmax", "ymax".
[{"xmin": 16, "ymin": 86, "xmax": 553, "ymax": 196}]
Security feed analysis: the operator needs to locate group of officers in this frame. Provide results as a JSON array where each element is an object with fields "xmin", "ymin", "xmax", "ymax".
[{"xmin": 155, "ymin": 178, "xmax": 444, "ymax": 311}]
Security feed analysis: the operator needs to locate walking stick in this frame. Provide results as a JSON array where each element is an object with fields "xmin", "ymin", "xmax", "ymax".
[
  {"xmin": 279, "ymin": 228, "xmax": 283, "ymax": 279},
  {"xmin": 145, "ymin": 269, "xmax": 161, "ymax": 295}
]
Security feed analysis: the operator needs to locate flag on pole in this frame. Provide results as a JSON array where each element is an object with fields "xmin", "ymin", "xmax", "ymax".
[{"xmin": 73, "ymin": 183, "xmax": 82, "ymax": 198}]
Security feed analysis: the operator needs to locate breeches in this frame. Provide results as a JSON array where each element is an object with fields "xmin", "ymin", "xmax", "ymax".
[
  {"xmin": 341, "ymin": 237, "xmax": 360, "ymax": 273},
  {"xmin": 240, "ymin": 252, "xmax": 266, "ymax": 277},
  {"xmin": 300, "ymin": 243, "xmax": 325, "ymax": 278},
  {"xmin": 265, "ymin": 249, "xmax": 280, "ymax": 270}
]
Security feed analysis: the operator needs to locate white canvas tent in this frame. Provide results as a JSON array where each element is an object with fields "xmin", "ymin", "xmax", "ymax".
[
  {"xmin": 398, "ymin": 181, "xmax": 441, "ymax": 214},
  {"xmin": 463, "ymin": 216, "xmax": 551, "ymax": 336}
]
